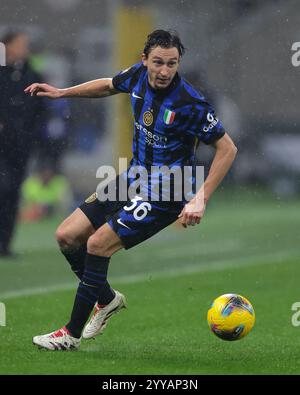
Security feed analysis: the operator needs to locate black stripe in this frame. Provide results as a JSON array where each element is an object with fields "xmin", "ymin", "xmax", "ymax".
[
  {"xmin": 173, "ymin": 84, "xmax": 211, "ymax": 133},
  {"xmin": 144, "ymin": 96, "xmax": 164, "ymax": 167},
  {"xmin": 196, "ymin": 108, "xmax": 208, "ymax": 130},
  {"xmin": 49, "ymin": 342, "xmax": 59, "ymax": 350},
  {"xmin": 112, "ymin": 64, "xmax": 143, "ymax": 92},
  {"xmin": 172, "ymin": 83, "xmax": 203, "ymax": 108},
  {"xmin": 133, "ymin": 78, "xmax": 147, "ymax": 162},
  {"xmin": 144, "ymin": 75, "xmax": 181, "ymax": 169},
  {"xmin": 184, "ymin": 105, "xmax": 207, "ymax": 136},
  {"xmin": 202, "ymin": 127, "xmax": 225, "ymax": 146},
  {"xmin": 129, "ymin": 66, "xmax": 145, "ymax": 92},
  {"xmin": 183, "ymin": 79, "xmax": 209, "ymax": 105}
]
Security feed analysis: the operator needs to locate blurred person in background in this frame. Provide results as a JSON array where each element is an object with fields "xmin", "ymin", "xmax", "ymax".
[
  {"xmin": 20, "ymin": 164, "xmax": 73, "ymax": 223},
  {"xmin": 0, "ymin": 30, "xmax": 47, "ymax": 257},
  {"xmin": 37, "ymin": 93, "xmax": 71, "ymax": 173}
]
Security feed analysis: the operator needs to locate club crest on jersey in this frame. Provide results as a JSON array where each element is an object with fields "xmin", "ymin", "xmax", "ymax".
[
  {"xmin": 163, "ymin": 109, "xmax": 175, "ymax": 125},
  {"xmin": 143, "ymin": 111, "xmax": 153, "ymax": 126}
]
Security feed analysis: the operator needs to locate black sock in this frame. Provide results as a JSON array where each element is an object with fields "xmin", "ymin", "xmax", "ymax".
[
  {"xmin": 61, "ymin": 244, "xmax": 87, "ymax": 280},
  {"xmin": 65, "ymin": 253, "xmax": 115, "ymax": 338}
]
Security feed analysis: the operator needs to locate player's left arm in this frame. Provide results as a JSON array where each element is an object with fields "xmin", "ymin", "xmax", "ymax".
[{"xmin": 179, "ymin": 133, "xmax": 237, "ymax": 228}]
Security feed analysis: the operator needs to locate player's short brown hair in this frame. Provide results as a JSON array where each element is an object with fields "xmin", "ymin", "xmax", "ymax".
[{"xmin": 143, "ymin": 29, "xmax": 185, "ymax": 58}]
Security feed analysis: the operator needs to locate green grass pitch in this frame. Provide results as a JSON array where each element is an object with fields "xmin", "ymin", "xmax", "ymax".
[{"xmin": 0, "ymin": 189, "xmax": 299, "ymax": 374}]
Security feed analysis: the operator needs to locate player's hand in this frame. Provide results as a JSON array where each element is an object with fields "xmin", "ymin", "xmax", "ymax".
[
  {"xmin": 24, "ymin": 83, "xmax": 62, "ymax": 99},
  {"xmin": 178, "ymin": 197, "xmax": 206, "ymax": 228}
]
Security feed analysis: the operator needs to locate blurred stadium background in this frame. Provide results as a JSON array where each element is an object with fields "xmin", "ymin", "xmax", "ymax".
[
  {"xmin": 1, "ymin": 0, "xmax": 300, "ymax": 198},
  {"xmin": 0, "ymin": 0, "xmax": 300, "ymax": 374}
]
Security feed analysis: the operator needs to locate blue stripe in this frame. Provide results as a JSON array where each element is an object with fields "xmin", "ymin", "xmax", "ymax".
[
  {"xmin": 84, "ymin": 270, "xmax": 107, "ymax": 278},
  {"xmin": 78, "ymin": 283, "xmax": 100, "ymax": 299},
  {"xmin": 77, "ymin": 292, "xmax": 95, "ymax": 305},
  {"xmin": 82, "ymin": 275, "xmax": 107, "ymax": 285}
]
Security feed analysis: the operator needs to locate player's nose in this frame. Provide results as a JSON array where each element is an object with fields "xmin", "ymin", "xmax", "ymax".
[{"xmin": 159, "ymin": 66, "xmax": 169, "ymax": 78}]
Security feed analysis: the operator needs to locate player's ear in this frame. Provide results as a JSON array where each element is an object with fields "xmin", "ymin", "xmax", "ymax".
[{"xmin": 141, "ymin": 53, "xmax": 147, "ymax": 66}]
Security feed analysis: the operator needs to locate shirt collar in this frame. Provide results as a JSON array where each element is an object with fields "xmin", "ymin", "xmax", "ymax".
[{"xmin": 146, "ymin": 72, "xmax": 181, "ymax": 97}]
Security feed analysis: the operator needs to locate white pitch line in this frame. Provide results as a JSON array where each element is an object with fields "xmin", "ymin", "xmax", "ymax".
[{"xmin": 0, "ymin": 249, "xmax": 298, "ymax": 300}]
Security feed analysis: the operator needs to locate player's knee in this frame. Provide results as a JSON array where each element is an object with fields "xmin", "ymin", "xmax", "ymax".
[
  {"xmin": 55, "ymin": 225, "xmax": 77, "ymax": 250},
  {"xmin": 87, "ymin": 233, "xmax": 112, "ymax": 257}
]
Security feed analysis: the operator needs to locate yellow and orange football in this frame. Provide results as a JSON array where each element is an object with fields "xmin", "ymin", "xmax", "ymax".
[{"xmin": 207, "ymin": 293, "xmax": 255, "ymax": 341}]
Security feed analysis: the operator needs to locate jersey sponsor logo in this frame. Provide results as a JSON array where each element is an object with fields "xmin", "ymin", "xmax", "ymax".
[
  {"xmin": 85, "ymin": 192, "xmax": 97, "ymax": 203},
  {"xmin": 163, "ymin": 109, "xmax": 175, "ymax": 125},
  {"xmin": 117, "ymin": 218, "xmax": 131, "ymax": 230},
  {"xmin": 135, "ymin": 122, "xmax": 168, "ymax": 148},
  {"xmin": 203, "ymin": 112, "xmax": 219, "ymax": 133},
  {"xmin": 132, "ymin": 92, "xmax": 142, "ymax": 99},
  {"xmin": 143, "ymin": 111, "xmax": 153, "ymax": 126}
]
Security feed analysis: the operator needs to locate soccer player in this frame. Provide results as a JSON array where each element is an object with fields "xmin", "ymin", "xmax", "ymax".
[{"xmin": 25, "ymin": 30, "xmax": 237, "ymax": 351}]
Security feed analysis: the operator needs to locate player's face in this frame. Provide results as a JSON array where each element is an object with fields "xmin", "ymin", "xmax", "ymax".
[{"xmin": 142, "ymin": 46, "xmax": 180, "ymax": 90}]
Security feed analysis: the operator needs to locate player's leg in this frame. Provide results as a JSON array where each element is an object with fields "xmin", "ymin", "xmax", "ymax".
[
  {"xmin": 33, "ymin": 197, "xmax": 182, "ymax": 349},
  {"xmin": 56, "ymin": 190, "xmax": 109, "ymax": 279},
  {"xmin": 83, "ymin": 198, "xmax": 183, "ymax": 339},
  {"xmin": 55, "ymin": 208, "xmax": 95, "ymax": 279},
  {"xmin": 32, "ymin": 223, "xmax": 123, "ymax": 350},
  {"xmin": 65, "ymin": 223, "xmax": 124, "ymax": 339},
  {"xmin": 31, "ymin": 208, "xmax": 93, "ymax": 348}
]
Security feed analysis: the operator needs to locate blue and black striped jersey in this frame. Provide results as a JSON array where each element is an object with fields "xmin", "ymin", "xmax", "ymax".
[{"xmin": 112, "ymin": 62, "xmax": 225, "ymax": 169}]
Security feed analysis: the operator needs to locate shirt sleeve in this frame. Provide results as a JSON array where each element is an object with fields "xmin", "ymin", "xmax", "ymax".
[
  {"xmin": 187, "ymin": 102, "xmax": 225, "ymax": 145},
  {"xmin": 112, "ymin": 62, "xmax": 144, "ymax": 93}
]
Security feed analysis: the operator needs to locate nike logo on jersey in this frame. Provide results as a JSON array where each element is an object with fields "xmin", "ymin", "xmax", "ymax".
[
  {"xmin": 117, "ymin": 218, "xmax": 131, "ymax": 230},
  {"xmin": 132, "ymin": 92, "xmax": 143, "ymax": 99}
]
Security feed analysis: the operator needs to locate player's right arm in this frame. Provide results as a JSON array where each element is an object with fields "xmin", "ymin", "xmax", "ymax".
[{"xmin": 24, "ymin": 78, "xmax": 119, "ymax": 99}]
